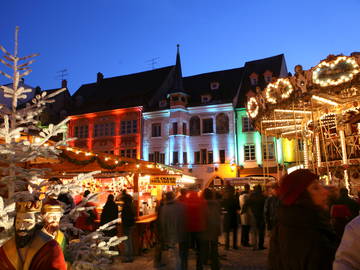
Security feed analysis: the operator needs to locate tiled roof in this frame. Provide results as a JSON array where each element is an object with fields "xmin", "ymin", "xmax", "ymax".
[
  {"xmin": 70, "ymin": 66, "xmax": 174, "ymax": 115},
  {"xmin": 183, "ymin": 67, "xmax": 244, "ymax": 107},
  {"xmin": 236, "ymin": 54, "xmax": 287, "ymax": 107}
]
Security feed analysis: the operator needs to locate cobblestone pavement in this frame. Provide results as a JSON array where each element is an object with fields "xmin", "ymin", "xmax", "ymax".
[{"xmin": 110, "ymin": 235, "xmax": 269, "ymax": 270}]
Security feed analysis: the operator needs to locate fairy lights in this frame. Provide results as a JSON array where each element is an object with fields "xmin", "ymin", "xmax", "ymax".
[
  {"xmin": 311, "ymin": 95, "xmax": 339, "ymax": 106},
  {"xmin": 261, "ymin": 119, "xmax": 303, "ymax": 123},
  {"xmin": 266, "ymin": 125, "xmax": 297, "ymax": 131},
  {"xmin": 281, "ymin": 130, "xmax": 302, "ymax": 136},
  {"xmin": 265, "ymin": 78, "xmax": 294, "ymax": 104},
  {"xmin": 312, "ymin": 56, "xmax": 360, "ymax": 87},
  {"xmin": 274, "ymin": 109, "xmax": 312, "ymax": 114},
  {"xmin": 247, "ymin": 97, "xmax": 259, "ymax": 118}
]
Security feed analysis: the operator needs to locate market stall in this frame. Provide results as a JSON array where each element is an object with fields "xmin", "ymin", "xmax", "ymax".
[
  {"xmin": 31, "ymin": 145, "xmax": 196, "ymax": 254},
  {"xmin": 246, "ymin": 52, "xmax": 360, "ymax": 194}
]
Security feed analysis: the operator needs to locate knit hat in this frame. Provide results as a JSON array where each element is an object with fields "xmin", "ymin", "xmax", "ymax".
[{"xmin": 279, "ymin": 169, "xmax": 318, "ymax": 206}]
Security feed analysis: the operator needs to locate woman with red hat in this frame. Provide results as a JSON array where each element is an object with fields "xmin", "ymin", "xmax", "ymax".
[{"xmin": 268, "ymin": 169, "xmax": 339, "ymax": 270}]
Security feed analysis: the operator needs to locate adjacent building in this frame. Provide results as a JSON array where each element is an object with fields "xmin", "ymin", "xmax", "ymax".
[{"xmin": 67, "ymin": 47, "xmax": 290, "ymax": 187}]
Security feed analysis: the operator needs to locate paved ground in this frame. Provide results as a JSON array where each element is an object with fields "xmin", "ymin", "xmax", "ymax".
[{"xmin": 111, "ymin": 234, "xmax": 269, "ymax": 270}]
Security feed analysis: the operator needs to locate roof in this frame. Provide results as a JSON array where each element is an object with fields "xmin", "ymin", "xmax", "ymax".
[
  {"xmin": 70, "ymin": 66, "xmax": 174, "ymax": 115},
  {"xmin": 236, "ymin": 54, "xmax": 287, "ymax": 107},
  {"xmin": 183, "ymin": 67, "xmax": 244, "ymax": 107}
]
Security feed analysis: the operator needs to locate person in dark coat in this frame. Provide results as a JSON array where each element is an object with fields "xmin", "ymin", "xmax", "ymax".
[
  {"xmin": 269, "ymin": 169, "xmax": 338, "ymax": 270},
  {"xmin": 160, "ymin": 192, "xmax": 186, "ymax": 270},
  {"xmin": 221, "ymin": 185, "xmax": 240, "ymax": 250},
  {"xmin": 121, "ymin": 194, "xmax": 136, "ymax": 263},
  {"xmin": 264, "ymin": 183, "xmax": 280, "ymax": 233},
  {"xmin": 100, "ymin": 194, "xmax": 119, "ymax": 237},
  {"xmin": 244, "ymin": 184, "xmax": 266, "ymax": 250},
  {"xmin": 203, "ymin": 188, "xmax": 221, "ymax": 270}
]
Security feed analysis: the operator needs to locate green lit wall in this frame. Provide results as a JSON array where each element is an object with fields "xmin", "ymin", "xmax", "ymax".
[
  {"xmin": 235, "ymin": 108, "xmax": 286, "ymax": 166},
  {"xmin": 235, "ymin": 108, "xmax": 262, "ymax": 166}
]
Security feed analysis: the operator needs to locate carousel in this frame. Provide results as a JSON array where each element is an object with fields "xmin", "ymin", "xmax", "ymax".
[{"xmin": 246, "ymin": 52, "xmax": 360, "ymax": 194}]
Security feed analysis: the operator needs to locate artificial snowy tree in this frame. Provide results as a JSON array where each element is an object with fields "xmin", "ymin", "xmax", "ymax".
[{"xmin": 0, "ymin": 27, "xmax": 125, "ymax": 268}]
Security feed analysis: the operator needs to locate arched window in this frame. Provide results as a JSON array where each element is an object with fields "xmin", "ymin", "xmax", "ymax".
[
  {"xmin": 190, "ymin": 116, "xmax": 200, "ymax": 136},
  {"xmin": 216, "ymin": 113, "xmax": 229, "ymax": 134}
]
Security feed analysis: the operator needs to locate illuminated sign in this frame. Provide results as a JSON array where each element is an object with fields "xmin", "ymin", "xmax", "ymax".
[{"xmin": 150, "ymin": 175, "xmax": 180, "ymax": 185}]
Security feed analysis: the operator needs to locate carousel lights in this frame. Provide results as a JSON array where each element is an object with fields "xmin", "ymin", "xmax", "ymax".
[
  {"xmin": 311, "ymin": 95, "xmax": 339, "ymax": 106},
  {"xmin": 261, "ymin": 119, "xmax": 302, "ymax": 123},
  {"xmin": 313, "ymin": 56, "xmax": 360, "ymax": 87},
  {"xmin": 247, "ymin": 97, "xmax": 259, "ymax": 118},
  {"xmin": 265, "ymin": 78, "xmax": 294, "ymax": 104},
  {"xmin": 274, "ymin": 109, "xmax": 312, "ymax": 114},
  {"xmin": 136, "ymin": 164, "xmax": 140, "ymax": 168},
  {"xmin": 105, "ymin": 157, "xmax": 109, "ymax": 161},
  {"xmin": 281, "ymin": 130, "xmax": 302, "ymax": 136},
  {"xmin": 265, "ymin": 125, "xmax": 298, "ymax": 131}
]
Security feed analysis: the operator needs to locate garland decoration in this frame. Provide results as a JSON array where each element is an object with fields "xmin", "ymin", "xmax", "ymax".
[{"xmin": 60, "ymin": 151, "xmax": 127, "ymax": 170}]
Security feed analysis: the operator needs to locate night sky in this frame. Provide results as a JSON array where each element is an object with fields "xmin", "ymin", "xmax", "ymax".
[{"xmin": 0, "ymin": 0, "xmax": 359, "ymax": 94}]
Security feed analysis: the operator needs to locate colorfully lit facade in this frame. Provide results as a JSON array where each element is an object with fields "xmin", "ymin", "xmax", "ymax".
[
  {"xmin": 67, "ymin": 106, "xmax": 142, "ymax": 159},
  {"xmin": 143, "ymin": 102, "xmax": 237, "ymax": 187}
]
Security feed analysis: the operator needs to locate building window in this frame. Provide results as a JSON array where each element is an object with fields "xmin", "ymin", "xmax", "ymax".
[
  {"xmin": 121, "ymin": 120, "xmax": 137, "ymax": 134},
  {"xmin": 120, "ymin": 149, "xmax": 136, "ymax": 158},
  {"xmin": 194, "ymin": 151, "xmax": 200, "ymax": 164},
  {"xmin": 74, "ymin": 125, "xmax": 88, "ymax": 138},
  {"xmin": 244, "ymin": 144, "xmax": 256, "ymax": 161},
  {"xmin": 210, "ymin": 81, "xmax": 220, "ymax": 90},
  {"xmin": 190, "ymin": 116, "xmax": 200, "ymax": 136},
  {"xmin": 202, "ymin": 118, "xmax": 213, "ymax": 133},
  {"xmin": 183, "ymin": 152, "xmax": 187, "ymax": 164},
  {"xmin": 159, "ymin": 100, "xmax": 167, "ymax": 108},
  {"xmin": 152, "ymin": 123, "xmax": 161, "ymax": 137},
  {"xmin": 172, "ymin": 122, "xmax": 178, "ymax": 135},
  {"xmin": 94, "ymin": 123, "xmax": 115, "ymax": 137},
  {"xmin": 149, "ymin": 152, "xmax": 165, "ymax": 163},
  {"xmin": 250, "ymin": 73, "xmax": 259, "ymax": 86},
  {"xmin": 183, "ymin": 123, "xmax": 187, "ymax": 135},
  {"xmin": 219, "ymin": 150, "xmax": 226, "ymax": 164},
  {"xmin": 173, "ymin": 151, "xmax": 179, "ymax": 164},
  {"xmin": 160, "ymin": 153, "xmax": 165, "ymax": 164},
  {"xmin": 208, "ymin": 151, "xmax": 213, "ymax": 164},
  {"xmin": 201, "ymin": 149, "xmax": 207, "ymax": 164},
  {"xmin": 216, "ymin": 113, "xmax": 229, "ymax": 134},
  {"xmin": 201, "ymin": 95, "xmax": 211, "ymax": 104},
  {"xmin": 242, "ymin": 117, "xmax": 254, "ymax": 132},
  {"xmin": 263, "ymin": 143, "xmax": 275, "ymax": 160}
]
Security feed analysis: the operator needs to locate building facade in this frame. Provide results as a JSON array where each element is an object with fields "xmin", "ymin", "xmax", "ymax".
[{"xmin": 67, "ymin": 47, "xmax": 291, "ymax": 186}]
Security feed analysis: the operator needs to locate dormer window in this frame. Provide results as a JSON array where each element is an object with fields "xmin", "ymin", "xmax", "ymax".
[
  {"xmin": 210, "ymin": 81, "xmax": 220, "ymax": 90},
  {"xmin": 264, "ymin": 70, "xmax": 273, "ymax": 83},
  {"xmin": 201, "ymin": 95, "xmax": 211, "ymax": 104},
  {"xmin": 159, "ymin": 100, "xmax": 167, "ymax": 108},
  {"xmin": 249, "ymin": 72, "xmax": 258, "ymax": 86}
]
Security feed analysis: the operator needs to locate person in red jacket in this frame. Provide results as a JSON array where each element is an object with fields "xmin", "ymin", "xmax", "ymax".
[{"xmin": 180, "ymin": 190, "xmax": 207, "ymax": 270}]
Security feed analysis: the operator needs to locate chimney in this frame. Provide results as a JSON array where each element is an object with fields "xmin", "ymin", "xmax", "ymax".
[
  {"xmin": 61, "ymin": 79, "xmax": 67, "ymax": 89},
  {"xmin": 97, "ymin": 72, "xmax": 104, "ymax": 83}
]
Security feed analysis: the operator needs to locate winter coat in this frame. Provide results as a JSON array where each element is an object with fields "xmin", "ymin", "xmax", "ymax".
[
  {"xmin": 244, "ymin": 191, "xmax": 266, "ymax": 229},
  {"xmin": 239, "ymin": 192, "xmax": 251, "ymax": 225},
  {"xmin": 160, "ymin": 200, "xmax": 186, "ymax": 244},
  {"xmin": 336, "ymin": 196, "xmax": 360, "ymax": 219},
  {"xmin": 121, "ymin": 198, "xmax": 136, "ymax": 228},
  {"xmin": 222, "ymin": 194, "xmax": 240, "ymax": 231},
  {"xmin": 183, "ymin": 191, "xmax": 207, "ymax": 233},
  {"xmin": 269, "ymin": 204, "xmax": 338, "ymax": 270},
  {"xmin": 100, "ymin": 199, "xmax": 119, "ymax": 236},
  {"xmin": 333, "ymin": 215, "xmax": 360, "ymax": 270},
  {"xmin": 203, "ymin": 200, "xmax": 221, "ymax": 241},
  {"xmin": 264, "ymin": 196, "xmax": 280, "ymax": 231}
]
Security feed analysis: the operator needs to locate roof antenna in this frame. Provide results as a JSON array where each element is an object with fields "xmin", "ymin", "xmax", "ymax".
[
  {"xmin": 55, "ymin": 68, "xmax": 69, "ymax": 82},
  {"xmin": 145, "ymin": 57, "xmax": 160, "ymax": 70}
]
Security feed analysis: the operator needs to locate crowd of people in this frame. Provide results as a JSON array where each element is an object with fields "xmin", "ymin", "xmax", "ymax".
[
  {"xmin": 151, "ymin": 169, "xmax": 360, "ymax": 270},
  {"xmin": 3, "ymin": 171, "xmax": 360, "ymax": 270}
]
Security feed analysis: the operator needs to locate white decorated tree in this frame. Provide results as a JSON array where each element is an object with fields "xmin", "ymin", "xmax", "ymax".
[{"xmin": 0, "ymin": 27, "xmax": 125, "ymax": 268}]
